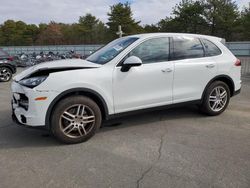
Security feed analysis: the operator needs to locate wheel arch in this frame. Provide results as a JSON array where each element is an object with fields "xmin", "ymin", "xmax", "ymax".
[
  {"xmin": 45, "ymin": 88, "xmax": 109, "ymax": 130},
  {"xmin": 202, "ymin": 75, "xmax": 235, "ymax": 100}
]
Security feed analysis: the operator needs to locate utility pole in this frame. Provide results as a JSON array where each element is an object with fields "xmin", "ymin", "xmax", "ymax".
[{"xmin": 116, "ymin": 25, "xmax": 124, "ymax": 38}]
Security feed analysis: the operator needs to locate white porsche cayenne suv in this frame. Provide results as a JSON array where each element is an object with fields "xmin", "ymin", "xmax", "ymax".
[{"xmin": 11, "ymin": 33, "xmax": 241, "ymax": 144}]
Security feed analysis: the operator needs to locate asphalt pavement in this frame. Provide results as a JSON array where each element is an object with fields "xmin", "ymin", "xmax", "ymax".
[{"xmin": 0, "ymin": 68, "xmax": 249, "ymax": 188}]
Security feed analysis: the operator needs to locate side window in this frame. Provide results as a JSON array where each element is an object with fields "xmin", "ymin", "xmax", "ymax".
[
  {"xmin": 173, "ymin": 36, "xmax": 204, "ymax": 60},
  {"xmin": 128, "ymin": 37, "xmax": 169, "ymax": 64},
  {"xmin": 202, "ymin": 39, "xmax": 222, "ymax": 56}
]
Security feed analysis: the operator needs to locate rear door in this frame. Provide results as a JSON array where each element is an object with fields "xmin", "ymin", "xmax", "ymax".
[{"xmin": 171, "ymin": 36, "xmax": 218, "ymax": 103}]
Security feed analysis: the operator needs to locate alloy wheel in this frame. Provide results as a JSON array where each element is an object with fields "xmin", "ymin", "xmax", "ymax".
[
  {"xmin": 0, "ymin": 68, "xmax": 11, "ymax": 82},
  {"xmin": 208, "ymin": 86, "xmax": 228, "ymax": 112},
  {"xmin": 59, "ymin": 104, "xmax": 95, "ymax": 138}
]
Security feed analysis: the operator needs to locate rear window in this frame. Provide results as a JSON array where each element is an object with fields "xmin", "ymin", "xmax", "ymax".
[
  {"xmin": 173, "ymin": 36, "xmax": 204, "ymax": 60},
  {"xmin": 202, "ymin": 39, "xmax": 222, "ymax": 56}
]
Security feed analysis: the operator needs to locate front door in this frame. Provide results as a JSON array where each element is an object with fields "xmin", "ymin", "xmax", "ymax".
[{"xmin": 113, "ymin": 37, "xmax": 174, "ymax": 113}]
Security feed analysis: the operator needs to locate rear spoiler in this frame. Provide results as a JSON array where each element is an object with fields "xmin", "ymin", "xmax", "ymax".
[{"xmin": 220, "ymin": 38, "xmax": 226, "ymax": 45}]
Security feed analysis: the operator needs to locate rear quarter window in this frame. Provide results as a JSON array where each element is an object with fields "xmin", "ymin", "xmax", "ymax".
[{"xmin": 202, "ymin": 39, "xmax": 222, "ymax": 57}]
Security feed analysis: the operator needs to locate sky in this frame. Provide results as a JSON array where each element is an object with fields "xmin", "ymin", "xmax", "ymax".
[{"xmin": 0, "ymin": 0, "xmax": 249, "ymax": 25}]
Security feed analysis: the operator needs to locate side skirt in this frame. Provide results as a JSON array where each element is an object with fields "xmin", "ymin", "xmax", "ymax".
[{"xmin": 106, "ymin": 100, "xmax": 202, "ymax": 120}]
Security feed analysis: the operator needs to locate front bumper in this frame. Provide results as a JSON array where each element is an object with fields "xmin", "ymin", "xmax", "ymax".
[
  {"xmin": 11, "ymin": 108, "xmax": 45, "ymax": 130},
  {"xmin": 11, "ymin": 81, "xmax": 58, "ymax": 127}
]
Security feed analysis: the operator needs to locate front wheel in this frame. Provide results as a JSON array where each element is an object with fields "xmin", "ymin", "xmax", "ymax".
[
  {"xmin": 0, "ymin": 67, "xmax": 12, "ymax": 82},
  {"xmin": 51, "ymin": 96, "xmax": 102, "ymax": 144},
  {"xmin": 200, "ymin": 81, "xmax": 230, "ymax": 116}
]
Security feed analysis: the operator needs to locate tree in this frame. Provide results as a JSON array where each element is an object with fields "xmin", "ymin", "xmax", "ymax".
[
  {"xmin": 36, "ymin": 22, "xmax": 64, "ymax": 45},
  {"xmin": 0, "ymin": 1, "xmax": 248, "ymax": 45},
  {"xmin": 107, "ymin": 2, "xmax": 142, "ymax": 39},
  {"xmin": 158, "ymin": 17, "xmax": 183, "ymax": 32},
  {"xmin": 143, "ymin": 24, "xmax": 159, "ymax": 33},
  {"xmin": 204, "ymin": 0, "xmax": 239, "ymax": 41},
  {"xmin": 0, "ymin": 20, "xmax": 17, "ymax": 46},
  {"xmin": 24, "ymin": 24, "xmax": 39, "ymax": 44},
  {"xmin": 78, "ymin": 13, "xmax": 107, "ymax": 44},
  {"xmin": 238, "ymin": 6, "xmax": 250, "ymax": 40},
  {"xmin": 171, "ymin": 0, "xmax": 207, "ymax": 33},
  {"xmin": 60, "ymin": 23, "xmax": 81, "ymax": 44},
  {"xmin": 79, "ymin": 13, "xmax": 99, "ymax": 31},
  {"xmin": 91, "ymin": 21, "xmax": 108, "ymax": 44},
  {"xmin": 0, "ymin": 20, "xmax": 38, "ymax": 46}
]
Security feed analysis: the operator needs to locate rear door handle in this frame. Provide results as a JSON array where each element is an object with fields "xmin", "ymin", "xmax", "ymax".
[
  {"xmin": 206, "ymin": 64, "xmax": 215, "ymax": 68},
  {"xmin": 161, "ymin": 68, "xmax": 173, "ymax": 73}
]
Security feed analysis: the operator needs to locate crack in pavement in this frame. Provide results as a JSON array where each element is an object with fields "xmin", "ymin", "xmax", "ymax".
[{"xmin": 136, "ymin": 130, "xmax": 165, "ymax": 188}]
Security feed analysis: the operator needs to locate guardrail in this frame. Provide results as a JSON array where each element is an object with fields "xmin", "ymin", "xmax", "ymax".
[
  {"xmin": 227, "ymin": 42, "xmax": 250, "ymax": 56},
  {"xmin": 238, "ymin": 57, "xmax": 250, "ymax": 77},
  {"xmin": 227, "ymin": 42, "xmax": 250, "ymax": 77}
]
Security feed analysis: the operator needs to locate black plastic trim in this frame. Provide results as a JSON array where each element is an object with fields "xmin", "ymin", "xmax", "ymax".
[
  {"xmin": 233, "ymin": 88, "xmax": 241, "ymax": 96},
  {"xmin": 107, "ymin": 100, "xmax": 201, "ymax": 120}
]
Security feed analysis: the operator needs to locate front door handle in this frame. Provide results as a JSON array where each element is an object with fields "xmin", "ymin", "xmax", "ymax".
[
  {"xmin": 162, "ymin": 68, "xmax": 173, "ymax": 73},
  {"xmin": 206, "ymin": 64, "xmax": 215, "ymax": 68}
]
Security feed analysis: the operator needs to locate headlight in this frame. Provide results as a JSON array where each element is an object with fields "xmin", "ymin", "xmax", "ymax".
[{"xmin": 19, "ymin": 76, "xmax": 48, "ymax": 88}]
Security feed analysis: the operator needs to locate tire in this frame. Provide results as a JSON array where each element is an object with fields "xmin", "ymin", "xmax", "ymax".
[
  {"xmin": 0, "ymin": 67, "xmax": 12, "ymax": 82},
  {"xmin": 200, "ymin": 81, "xmax": 230, "ymax": 116},
  {"xmin": 51, "ymin": 96, "xmax": 102, "ymax": 144}
]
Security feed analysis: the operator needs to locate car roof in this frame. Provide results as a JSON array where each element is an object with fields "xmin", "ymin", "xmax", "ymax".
[{"xmin": 127, "ymin": 33, "xmax": 224, "ymax": 43}]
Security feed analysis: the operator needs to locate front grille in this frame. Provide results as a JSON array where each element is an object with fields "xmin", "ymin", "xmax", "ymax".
[
  {"xmin": 13, "ymin": 95, "xmax": 17, "ymax": 104},
  {"xmin": 13, "ymin": 93, "xmax": 29, "ymax": 110}
]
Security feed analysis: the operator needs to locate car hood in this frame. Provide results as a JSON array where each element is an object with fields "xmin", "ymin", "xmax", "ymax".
[{"xmin": 13, "ymin": 59, "xmax": 101, "ymax": 81}]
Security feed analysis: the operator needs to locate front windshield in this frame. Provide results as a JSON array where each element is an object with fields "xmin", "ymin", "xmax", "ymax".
[{"xmin": 86, "ymin": 37, "xmax": 139, "ymax": 65}]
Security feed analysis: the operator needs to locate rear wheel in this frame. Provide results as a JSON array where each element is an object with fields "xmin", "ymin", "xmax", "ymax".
[
  {"xmin": 200, "ymin": 81, "xmax": 230, "ymax": 116},
  {"xmin": 0, "ymin": 67, "xmax": 12, "ymax": 82},
  {"xmin": 51, "ymin": 96, "xmax": 102, "ymax": 144}
]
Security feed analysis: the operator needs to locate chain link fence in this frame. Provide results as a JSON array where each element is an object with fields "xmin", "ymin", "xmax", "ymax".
[
  {"xmin": 1, "ymin": 42, "xmax": 250, "ymax": 77},
  {"xmin": 1, "ymin": 44, "xmax": 103, "ymax": 56},
  {"xmin": 238, "ymin": 57, "xmax": 250, "ymax": 77},
  {"xmin": 227, "ymin": 42, "xmax": 250, "ymax": 78}
]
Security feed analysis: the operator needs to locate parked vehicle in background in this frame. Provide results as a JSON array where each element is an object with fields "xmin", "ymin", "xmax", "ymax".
[
  {"xmin": 11, "ymin": 33, "xmax": 241, "ymax": 144},
  {"xmin": 0, "ymin": 48, "xmax": 14, "ymax": 62},
  {"xmin": 0, "ymin": 49, "xmax": 16, "ymax": 82},
  {"xmin": 0, "ymin": 60, "xmax": 16, "ymax": 82},
  {"xmin": 12, "ymin": 51, "xmax": 82, "ymax": 67}
]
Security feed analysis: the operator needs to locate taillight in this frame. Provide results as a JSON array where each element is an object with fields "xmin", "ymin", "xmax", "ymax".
[
  {"xmin": 7, "ymin": 56, "xmax": 14, "ymax": 61},
  {"xmin": 235, "ymin": 59, "xmax": 241, "ymax": 66}
]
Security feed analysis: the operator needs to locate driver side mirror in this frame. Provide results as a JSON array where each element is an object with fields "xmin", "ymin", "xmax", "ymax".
[{"xmin": 121, "ymin": 56, "xmax": 142, "ymax": 72}]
